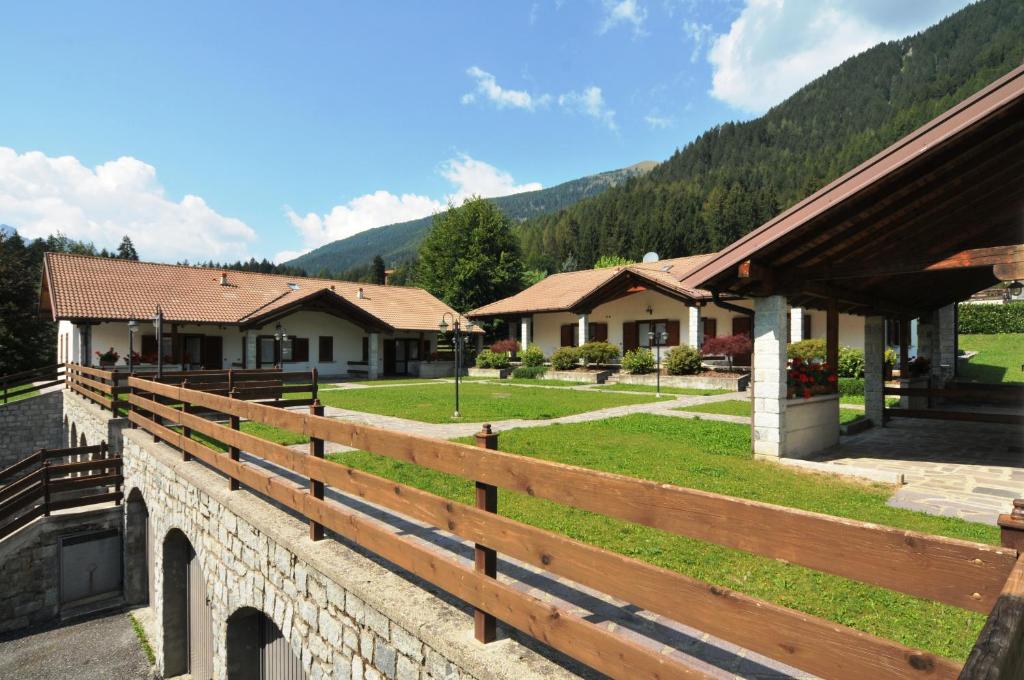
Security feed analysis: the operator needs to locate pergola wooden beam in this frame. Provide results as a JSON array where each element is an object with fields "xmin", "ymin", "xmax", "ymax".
[{"xmin": 788, "ymin": 244, "xmax": 1024, "ymax": 282}]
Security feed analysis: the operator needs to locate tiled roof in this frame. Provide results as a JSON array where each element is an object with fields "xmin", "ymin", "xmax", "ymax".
[
  {"xmin": 42, "ymin": 253, "xmax": 475, "ymax": 333},
  {"xmin": 467, "ymin": 253, "xmax": 716, "ymax": 317}
]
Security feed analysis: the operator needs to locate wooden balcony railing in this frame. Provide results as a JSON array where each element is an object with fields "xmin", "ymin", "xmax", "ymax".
[
  {"xmin": 0, "ymin": 443, "xmax": 123, "ymax": 539},
  {"xmin": 0, "ymin": 363, "xmax": 66, "ymax": 404},
  {"xmin": 124, "ymin": 375, "xmax": 1021, "ymax": 680}
]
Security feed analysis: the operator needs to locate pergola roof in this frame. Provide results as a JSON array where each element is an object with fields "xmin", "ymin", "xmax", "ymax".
[{"xmin": 681, "ymin": 65, "xmax": 1024, "ymax": 317}]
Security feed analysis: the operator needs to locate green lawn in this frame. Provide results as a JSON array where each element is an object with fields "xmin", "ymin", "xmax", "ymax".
[
  {"xmin": 958, "ymin": 333, "xmax": 1024, "ymax": 384},
  {"xmin": 316, "ymin": 382, "xmax": 666, "ymax": 423},
  {"xmin": 592, "ymin": 384, "xmax": 732, "ymax": 396},
  {"xmin": 675, "ymin": 399, "xmax": 866, "ymax": 425},
  {"xmin": 498, "ymin": 378, "xmax": 593, "ymax": 387},
  {"xmin": 327, "ymin": 414, "xmax": 993, "ymax": 660},
  {"xmin": 2, "ymin": 387, "xmax": 39, "ymax": 404},
  {"xmin": 839, "ymin": 394, "xmax": 899, "ymax": 407}
]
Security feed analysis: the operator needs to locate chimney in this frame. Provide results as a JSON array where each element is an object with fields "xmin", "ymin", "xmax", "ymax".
[
  {"xmin": 219, "ymin": 272, "xmax": 228, "ymax": 286},
  {"xmin": 384, "ymin": 268, "xmax": 395, "ymax": 285},
  {"xmin": 357, "ymin": 287, "xmax": 364, "ymax": 300}
]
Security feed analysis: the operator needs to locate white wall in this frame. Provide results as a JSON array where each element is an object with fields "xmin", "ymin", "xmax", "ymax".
[{"xmin": 800, "ymin": 310, "xmax": 865, "ymax": 350}]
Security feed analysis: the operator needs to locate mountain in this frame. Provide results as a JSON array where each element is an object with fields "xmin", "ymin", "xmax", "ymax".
[
  {"xmin": 283, "ymin": 161, "xmax": 657, "ymax": 276},
  {"xmin": 516, "ymin": 0, "xmax": 1024, "ymax": 272}
]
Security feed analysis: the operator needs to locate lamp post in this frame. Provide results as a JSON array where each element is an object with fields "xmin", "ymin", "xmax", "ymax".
[
  {"xmin": 127, "ymin": 319, "xmax": 139, "ymax": 372},
  {"xmin": 439, "ymin": 312, "xmax": 475, "ymax": 418},
  {"xmin": 153, "ymin": 306, "xmax": 164, "ymax": 378},
  {"xmin": 648, "ymin": 329, "xmax": 668, "ymax": 397},
  {"xmin": 274, "ymin": 323, "xmax": 288, "ymax": 367}
]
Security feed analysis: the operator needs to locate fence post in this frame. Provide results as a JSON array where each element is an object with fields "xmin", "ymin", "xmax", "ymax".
[
  {"xmin": 180, "ymin": 380, "xmax": 192, "ymax": 462},
  {"xmin": 228, "ymin": 388, "xmax": 241, "ymax": 491},
  {"xmin": 2, "ymin": 376, "xmax": 7, "ymax": 405},
  {"xmin": 473, "ymin": 423, "xmax": 499, "ymax": 643},
  {"xmin": 111, "ymin": 371, "xmax": 120, "ymax": 413},
  {"xmin": 128, "ymin": 373, "xmax": 136, "ymax": 429},
  {"xmin": 41, "ymin": 459, "xmax": 51, "ymax": 517},
  {"xmin": 311, "ymin": 367, "xmax": 319, "ymax": 404},
  {"xmin": 309, "ymin": 399, "xmax": 325, "ymax": 541},
  {"xmin": 999, "ymin": 499, "xmax": 1024, "ymax": 551}
]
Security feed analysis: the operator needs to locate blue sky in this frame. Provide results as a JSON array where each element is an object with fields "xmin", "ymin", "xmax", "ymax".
[{"xmin": 0, "ymin": 1, "xmax": 969, "ymax": 263}]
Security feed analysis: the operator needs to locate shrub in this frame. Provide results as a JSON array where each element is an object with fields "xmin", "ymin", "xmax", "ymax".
[
  {"xmin": 550, "ymin": 347, "xmax": 579, "ymax": 370},
  {"xmin": 512, "ymin": 365, "xmax": 547, "ymax": 379},
  {"xmin": 474, "ymin": 349, "xmax": 509, "ymax": 370},
  {"xmin": 665, "ymin": 346, "xmax": 702, "ymax": 375},
  {"xmin": 837, "ymin": 346, "xmax": 864, "ymax": 378},
  {"xmin": 577, "ymin": 341, "xmax": 619, "ymax": 366},
  {"xmin": 621, "ymin": 348, "xmax": 656, "ymax": 374},
  {"xmin": 787, "ymin": 339, "xmax": 826, "ymax": 361},
  {"xmin": 703, "ymin": 334, "xmax": 753, "ymax": 371},
  {"xmin": 838, "ymin": 377, "xmax": 864, "ymax": 397},
  {"xmin": 490, "ymin": 338, "xmax": 519, "ymax": 354},
  {"xmin": 519, "ymin": 344, "xmax": 545, "ymax": 367},
  {"xmin": 959, "ymin": 301, "xmax": 1024, "ymax": 334},
  {"xmin": 884, "ymin": 347, "xmax": 898, "ymax": 367}
]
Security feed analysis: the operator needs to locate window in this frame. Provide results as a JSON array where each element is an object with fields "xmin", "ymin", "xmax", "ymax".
[
  {"xmin": 702, "ymin": 318, "xmax": 717, "ymax": 345},
  {"xmin": 802, "ymin": 315, "xmax": 813, "ymax": 340},
  {"xmin": 638, "ymin": 321, "xmax": 668, "ymax": 347},
  {"xmin": 319, "ymin": 336, "xmax": 334, "ymax": 362},
  {"xmin": 560, "ymin": 324, "xmax": 578, "ymax": 347},
  {"xmin": 361, "ymin": 337, "xmax": 369, "ymax": 362},
  {"xmin": 288, "ymin": 337, "xmax": 309, "ymax": 362},
  {"xmin": 589, "ymin": 323, "xmax": 608, "ymax": 342}
]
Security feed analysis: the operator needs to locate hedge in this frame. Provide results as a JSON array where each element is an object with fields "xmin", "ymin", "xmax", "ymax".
[
  {"xmin": 838, "ymin": 377, "xmax": 864, "ymax": 397},
  {"xmin": 958, "ymin": 301, "xmax": 1024, "ymax": 334},
  {"xmin": 512, "ymin": 365, "xmax": 547, "ymax": 379}
]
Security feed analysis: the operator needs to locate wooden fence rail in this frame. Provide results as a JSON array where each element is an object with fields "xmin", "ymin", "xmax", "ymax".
[
  {"xmin": 125, "ymin": 376, "xmax": 1018, "ymax": 680},
  {"xmin": 1, "ymin": 363, "xmax": 66, "ymax": 404},
  {"xmin": 0, "ymin": 442, "xmax": 123, "ymax": 539}
]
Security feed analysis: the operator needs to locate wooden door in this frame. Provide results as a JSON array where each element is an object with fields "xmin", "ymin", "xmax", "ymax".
[
  {"xmin": 560, "ymin": 325, "xmax": 574, "ymax": 347},
  {"xmin": 260, "ymin": 611, "xmax": 307, "ymax": 679},
  {"xmin": 188, "ymin": 549, "xmax": 215, "ymax": 679},
  {"xmin": 382, "ymin": 340, "xmax": 396, "ymax": 375},
  {"xmin": 202, "ymin": 336, "xmax": 223, "ymax": 370},
  {"xmin": 589, "ymin": 323, "xmax": 608, "ymax": 342},
  {"xmin": 622, "ymin": 322, "xmax": 638, "ymax": 352},
  {"xmin": 731, "ymin": 317, "xmax": 752, "ymax": 367}
]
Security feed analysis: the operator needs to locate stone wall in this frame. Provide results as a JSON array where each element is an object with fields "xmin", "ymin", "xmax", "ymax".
[
  {"xmin": 0, "ymin": 391, "xmax": 64, "ymax": 468},
  {"xmin": 123, "ymin": 429, "xmax": 573, "ymax": 680},
  {"xmin": 0, "ymin": 506, "xmax": 122, "ymax": 634},
  {"xmin": 783, "ymin": 394, "xmax": 840, "ymax": 458},
  {"xmin": 62, "ymin": 390, "xmax": 131, "ymax": 454}
]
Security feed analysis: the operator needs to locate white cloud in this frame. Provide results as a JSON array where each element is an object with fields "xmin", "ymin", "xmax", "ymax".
[
  {"xmin": 559, "ymin": 86, "xmax": 618, "ymax": 130},
  {"xmin": 462, "ymin": 66, "xmax": 551, "ymax": 111},
  {"xmin": 279, "ymin": 155, "xmax": 542, "ymax": 262},
  {"xmin": 0, "ymin": 147, "xmax": 255, "ymax": 262},
  {"xmin": 599, "ymin": 0, "xmax": 647, "ymax": 36},
  {"xmin": 708, "ymin": 0, "xmax": 970, "ymax": 113},
  {"xmin": 681, "ymin": 20, "xmax": 712, "ymax": 63},
  {"xmin": 644, "ymin": 112, "xmax": 673, "ymax": 129}
]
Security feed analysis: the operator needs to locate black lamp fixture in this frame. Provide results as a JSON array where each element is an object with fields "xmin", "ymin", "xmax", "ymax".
[
  {"xmin": 439, "ymin": 312, "xmax": 474, "ymax": 418},
  {"xmin": 1009, "ymin": 281, "xmax": 1023, "ymax": 298},
  {"xmin": 153, "ymin": 306, "xmax": 164, "ymax": 377},
  {"xmin": 127, "ymin": 319, "xmax": 139, "ymax": 372},
  {"xmin": 647, "ymin": 328, "xmax": 669, "ymax": 397},
  {"xmin": 645, "ymin": 304, "xmax": 653, "ymax": 316}
]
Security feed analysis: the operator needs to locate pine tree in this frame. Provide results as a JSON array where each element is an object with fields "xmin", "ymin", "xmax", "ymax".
[
  {"xmin": 116, "ymin": 235, "xmax": 139, "ymax": 260},
  {"xmin": 371, "ymin": 255, "xmax": 386, "ymax": 285}
]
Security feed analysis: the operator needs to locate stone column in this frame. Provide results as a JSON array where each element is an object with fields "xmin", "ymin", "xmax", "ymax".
[
  {"xmin": 752, "ymin": 296, "xmax": 788, "ymax": 460},
  {"xmin": 578, "ymin": 313, "xmax": 588, "ymax": 345},
  {"xmin": 935, "ymin": 303, "xmax": 957, "ymax": 384},
  {"xmin": 789, "ymin": 307, "xmax": 804, "ymax": 343},
  {"xmin": 367, "ymin": 332, "xmax": 380, "ymax": 380},
  {"xmin": 687, "ymin": 306, "xmax": 700, "ymax": 348},
  {"xmin": 864, "ymin": 315, "xmax": 886, "ymax": 426},
  {"xmin": 475, "ymin": 333, "xmax": 484, "ymax": 352},
  {"xmin": 520, "ymin": 316, "xmax": 530, "ymax": 351}
]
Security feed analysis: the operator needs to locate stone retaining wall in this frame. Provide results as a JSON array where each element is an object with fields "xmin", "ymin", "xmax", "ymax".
[
  {"xmin": 0, "ymin": 391, "xmax": 64, "ymax": 468},
  {"xmin": 63, "ymin": 390, "xmax": 130, "ymax": 454},
  {"xmin": 0, "ymin": 506, "xmax": 122, "ymax": 634},
  {"xmin": 123, "ymin": 429, "xmax": 574, "ymax": 680},
  {"xmin": 613, "ymin": 373, "xmax": 749, "ymax": 391}
]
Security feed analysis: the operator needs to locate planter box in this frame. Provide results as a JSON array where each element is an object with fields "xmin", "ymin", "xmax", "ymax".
[
  {"xmin": 784, "ymin": 393, "xmax": 839, "ymax": 458},
  {"xmin": 900, "ymin": 376, "xmax": 930, "ymax": 410},
  {"xmin": 468, "ymin": 367, "xmax": 508, "ymax": 379},
  {"xmin": 614, "ymin": 372, "xmax": 749, "ymax": 392},
  {"xmin": 544, "ymin": 369, "xmax": 612, "ymax": 384},
  {"xmin": 410, "ymin": 361, "xmax": 464, "ymax": 379}
]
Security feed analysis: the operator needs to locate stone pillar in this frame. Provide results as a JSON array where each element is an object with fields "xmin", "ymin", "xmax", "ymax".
[
  {"xmin": 688, "ymin": 306, "xmax": 700, "ymax": 348},
  {"xmin": 520, "ymin": 316, "xmax": 530, "ymax": 351},
  {"xmin": 909, "ymin": 318, "xmax": 919, "ymax": 359},
  {"xmin": 752, "ymin": 296, "xmax": 788, "ymax": 460},
  {"xmin": 935, "ymin": 303, "xmax": 956, "ymax": 384},
  {"xmin": 578, "ymin": 313, "xmax": 588, "ymax": 345},
  {"xmin": 367, "ymin": 332, "xmax": 380, "ymax": 380},
  {"xmin": 475, "ymin": 333, "xmax": 484, "ymax": 352},
  {"xmin": 864, "ymin": 315, "xmax": 886, "ymax": 426},
  {"xmin": 790, "ymin": 307, "xmax": 804, "ymax": 343}
]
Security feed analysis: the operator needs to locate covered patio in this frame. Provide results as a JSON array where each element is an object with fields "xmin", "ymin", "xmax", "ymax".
[{"xmin": 682, "ymin": 65, "xmax": 1024, "ymax": 466}]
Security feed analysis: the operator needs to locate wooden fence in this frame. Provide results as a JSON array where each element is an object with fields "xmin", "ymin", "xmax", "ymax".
[
  {"xmin": 124, "ymin": 375, "xmax": 1024, "ymax": 680},
  {"xmin": 65, "ymin": 363, "xmax": 318, "ymax": 413},
  {"xmin": 0, "ymin": 363, "xmax": 66, "ymax": 404},
  {"xmin": 0, "ymin": 443, "xmax": 123, "ymax": 539}
]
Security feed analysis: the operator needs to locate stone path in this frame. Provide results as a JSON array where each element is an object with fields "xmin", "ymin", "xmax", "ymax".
[{"xmin": 814, "ymin": 418, "xmax": 1024, "ymax": 524}]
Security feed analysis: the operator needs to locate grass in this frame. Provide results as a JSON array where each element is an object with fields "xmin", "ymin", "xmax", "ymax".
[
  {"xmin": 327, "ymin": 414, "xmax": 994, "ymax": 660},
  {"xmin": 958, "ymin": 333, "xmax": 1024, "ymax": 384},
  {"xmin": 839, "ymin": 394, "xmax": 899, "ymax": 407},
  {"xmin": 499, "ymin": 378, "xmax": 593, "ymax": 386},
  {"xmin": 592, "ymin": 384, "xmax": 732, "ymax": 396},
  {"xmin": 128, "ymin": 613, "xmax": 156, "ymax": 665},
  {"xmin": 675, "ymin": 399, "xmax": 868, "ymax": 425},
  {"xmin": 315, "ymin": 382, "xmax": 666, "ymax": 423},
  {"xmin": 2, "ymin": 387, "xmax": 39, "ymax": 404}
]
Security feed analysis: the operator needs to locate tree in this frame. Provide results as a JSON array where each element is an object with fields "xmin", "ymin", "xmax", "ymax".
[
  {"xmin": 593, "ymin": 254, "xmax": 634, "ymax": 269},
  {"xmin": 415, "ymin": 197, "xmax": 524, "ymax": 312},
  {"xmin": 371, "ymin": 255, "xmax": 386, "ymax": 285},
  {"xmin": 116, "ymin": 235, "xmax": 139, "ymax": 260},
  {"xmin": 702, "ymin": 334, "xmax": 753, "ymax": 372}
]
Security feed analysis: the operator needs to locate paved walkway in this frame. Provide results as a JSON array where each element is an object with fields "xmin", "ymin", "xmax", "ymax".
[{"xmin": 814, "ymin": 418, "xmax": 1024, "ymax": 524}]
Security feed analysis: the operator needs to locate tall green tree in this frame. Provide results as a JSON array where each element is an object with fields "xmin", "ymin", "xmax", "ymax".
[
  {"xmin": 593, "ymin": 255, "xmax": 634, "ymax": 269},
  {"xmin": 415, "ymin": 197, "xmax": 524, "ymax": 311},
  {"xmin": 115, "ymin": 235, "xmax": 139, "ymax": 260},
  {"xmin": 371, "ymin": 255, "xmax": 386, "ymax": 285}
]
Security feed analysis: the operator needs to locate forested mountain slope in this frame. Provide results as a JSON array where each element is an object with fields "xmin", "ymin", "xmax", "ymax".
[{"xmin": 517, "ymin": 0, "xmax": 1024, "ymax": 272}]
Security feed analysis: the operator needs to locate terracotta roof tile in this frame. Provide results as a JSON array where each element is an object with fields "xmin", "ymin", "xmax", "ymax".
[{"xmin": 43, "ymin": 253, "xmax": 475, "ymax": 333}]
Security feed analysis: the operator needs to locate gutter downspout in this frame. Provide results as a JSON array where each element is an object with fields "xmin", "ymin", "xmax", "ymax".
[{"xmin": 711, "ymin": 291, "xmax": 755, "ymax": 316}]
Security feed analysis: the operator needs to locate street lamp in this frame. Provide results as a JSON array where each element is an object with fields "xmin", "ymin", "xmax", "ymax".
[
  {"xmin": 153, "ymin": 306, "xmax": 164, "ymax": 378},
  {"xmin": 648, "ymin": 329, "xmax": 668, "ymax": 397},
  {"xmin": 439, "ymin": 312, "xmax": 474, "ymax": 418},
  {"xmin": 127, "ymin": 319, "xmax": 139, "ymax": 372},
  {"xmin": 1009, "ymin": 281, "xmax": 1023, "ymax": 299},
  {"xmin": 274, "ymin": 323, "xmax": 289, "ymax": 367}
]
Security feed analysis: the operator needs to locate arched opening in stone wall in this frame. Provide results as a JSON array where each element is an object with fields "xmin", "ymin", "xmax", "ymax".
[
  {"xmin": 63, "ymin": 415, "xmax": 69, "ymax": 447},
  {"xmin": 69, "ymin": 422, "xmax": 77, "ymax": 449},
  {"xmin": 124, "ymin": 489, "xmax": 151, "ymax": 606},
  {"xmin": 163, "ymin": 528, "xmax": 214, "ymax": 679},
  {"xmin": 226, "ymin": 607, "xmax": 306, "ymax": 680},
  {"xmin": 79, "ymin": 432, "xmax": 87, "ymax": 447}
]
